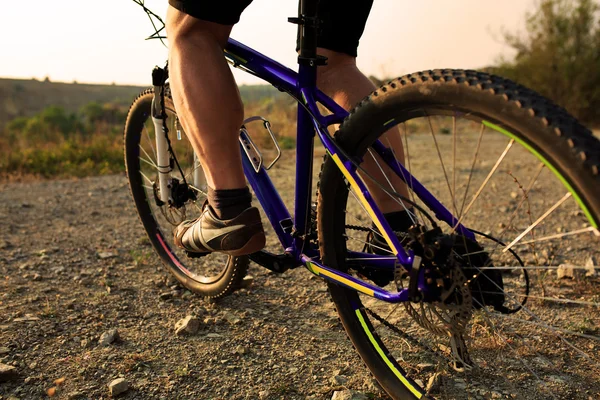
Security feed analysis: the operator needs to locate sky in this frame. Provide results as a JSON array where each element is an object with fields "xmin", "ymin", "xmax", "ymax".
[{"xmin": 3, "ymin": 0, "xmax": 536, "ymax": 86}]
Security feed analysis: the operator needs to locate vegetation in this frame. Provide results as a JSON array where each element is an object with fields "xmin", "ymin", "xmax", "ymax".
[
  {"xmin": 494, "ymin": 0, "xmax": 600, "ymax": 126},
  {"xmin": 2, "ymin": 0, "xmax": 598, "ymax": 180}
]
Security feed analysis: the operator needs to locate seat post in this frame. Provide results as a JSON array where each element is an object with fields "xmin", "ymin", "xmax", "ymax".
[{"xmin": 297, "ymin": 0, "xmax": 319, "ymax": 62}]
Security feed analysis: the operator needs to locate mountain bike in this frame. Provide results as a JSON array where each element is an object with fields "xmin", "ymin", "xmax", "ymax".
[{"xmin": 124, "ymin": 1, "xmax": 600, "ymax": 398}]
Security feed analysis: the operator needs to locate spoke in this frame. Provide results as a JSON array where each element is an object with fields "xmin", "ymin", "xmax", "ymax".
[
  {"xmin": 140, "ymin": 171, "xmax": 153, "ymax": 185},
  {"xmin": 458, "ymin": 124, "xmax": 486, "ymax": 219},
  {"xmin": 477, "ymin": 291, "xmax": 600, "ymax": 307},
  {"xmin": 142, "ymin": 185, "xmax": 154, "ymax": 191},
  {"xmin": 142, "ymin": 124, "xmax": 157, "ymax": 161},
  {"xmin": 399, "ymin": 124, "xmax": 427, "ymax": 228},
  {"xmin": 490, "ymin": 313, "xmax": 600, "ymax": 343},
  {"xmin": 473, "ymin": 264, "xmax": 598, "ymax": 363},
  {"xmin": 139, "ymin": 154, "xmax": 159, "ymax": 170},
  {"xmin": 348, "ymin": 192, "xmax": 387, "ymax": 243},
  {"xmin": 366, "ymin": 148, "xmax": 415, "ymax": 225},
  {"xmin": 503, "ymin": 192, "xmax": 572, "ymax": 252},
  {"xmin": 454, "ymin": 139, "xmax": 515, "ymax": 231},
  {"xmin": 139, "ymin": 144, "xmax": 158, "ymax": 168},
  {"xmin": 344, "ymin": 234, "xmax": 394, "ymax": 255},
  {"xmin": 472, "ymin": 299, "xmax": 559, "ymax": 399},
  {"xmin": 509, "ymin": 226, "xmax": 599, "ymax": 246},
  {"xmin": 452, "ymin": 114, "xmax": 457, "ymax": 217},
  {"xmin": 427, "ymin": 115, "xmax": 459, "ymax": 216}
]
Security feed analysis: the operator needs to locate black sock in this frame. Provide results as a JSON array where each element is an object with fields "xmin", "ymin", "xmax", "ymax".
[
  {"xmin": 207, "ymin": 187, "xmax": 252, "ymax": 220},
  {"xmin": 376, "ymin": 209, "xmax": 415, "ymax": 232}
]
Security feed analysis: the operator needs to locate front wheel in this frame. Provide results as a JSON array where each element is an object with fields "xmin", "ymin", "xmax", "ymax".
[
  {"xmin": 124, "ymin": 88, "xmax": 248, "ymax": 299},
  {"xmin": 318, "ymin": 69, "xmax": 600, "ymax": 399}
]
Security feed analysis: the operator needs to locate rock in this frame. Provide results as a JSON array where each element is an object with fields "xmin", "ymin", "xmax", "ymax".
[
  {"xmin": 55, "ymin": 377, "xmax": 66, "ymax": 386},
  {"xmin": 67, "ymin": 391, "xmax": 86, "ymax": 399},
  {"xmin": 330, "ymin": 375, "xmax": 348, "ymax": 385},
  {"xmin": 584, "ymin": 256, "xmax": 597, "ymax": 277},
  {"xmin": 556, "ymin": 264, "xmax": 577, "ymax": 279},
  {"xmin": 13, "ymin": 314, "xmax": 40, "ymax": 322},
  {"xmin": 108, "ymin": 377, "xmax": 129, "ymax": 396},
  {"xmin": 331, "ymin": 390, "xmax": 368, "ymax": 400},
  {"xmin": 233, "ymin": 345, "xmax": 247, "ymax": 355},
  {"xmin": 175, "ymin": 315, "xmax": 200, "ymax": 336},
  {"xmin": 206, "ymin": 333, "xmax": 222, "ymax": 338},
  {"xmin": 0, "ymin": 347, "xmax": 10, "ymax": 355},
  {"xmin": 98, "ymin": 328, "xmax": 119, "ymax": 346},
  {"xmin": 98, "ymin": 251, "xmax": 117, "ymax": 259},
  {"xmin": 426, "ymin": 372, "xmax": 442, "ymax": 393},
  {"xmin": 223, "ymin": 311, "xmax": 241, "ymax": 325},
  {"xmin": 159, "ymin": 292, "xmax": 172, "ymax": 300},
  {"xmin": 491, "ymin": 391, "xmax": 503, "ymax": 399},
  {"xmin": 417, "ymin": 363, "xmax": 435, "ymax": 372},
  {"xmin": 0, "ymin": 363, "xmax": 18, "ymax": 382},
  {"xmin": 258, "ymin": 390, "xmax": 270, "ymax": 399},
  {"xmin": 47, "ymin": 387, "xmax": 57, "ymax": 397},
  {"xmin": 240, "ymin": 275, "xmax": 254, "ymax": 288}
]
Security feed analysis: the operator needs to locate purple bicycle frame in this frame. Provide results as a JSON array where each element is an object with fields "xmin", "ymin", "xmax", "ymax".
[{"xmin": 225, "ymin": 38, "xmax": 474, "ymax": 303}]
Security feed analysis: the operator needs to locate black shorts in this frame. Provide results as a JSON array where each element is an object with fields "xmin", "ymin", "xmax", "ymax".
[{"xmin": 167, "ymin": 0, "xmax": 373, "ymax": 57}]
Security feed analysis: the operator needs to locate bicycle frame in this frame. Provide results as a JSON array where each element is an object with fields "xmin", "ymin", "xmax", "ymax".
[
  {"xmin": 152, "ymin": 8, "xmax": 473, "ymax": 304},
  {"xmin": 220, "ymin": 36, "xmax": 475, "ymax": 303}
]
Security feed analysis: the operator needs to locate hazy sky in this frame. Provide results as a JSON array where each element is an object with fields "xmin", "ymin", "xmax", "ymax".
[{"xmin": 4, "ymin": 0, "xmax": 536, "ymax": 86}]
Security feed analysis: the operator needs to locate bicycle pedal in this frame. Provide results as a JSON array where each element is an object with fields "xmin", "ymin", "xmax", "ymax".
[{"xmin": 185, "ymin": 250, "xmax": 209, "ymax": 259}]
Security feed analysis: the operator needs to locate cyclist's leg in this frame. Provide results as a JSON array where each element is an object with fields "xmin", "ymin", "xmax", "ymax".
[
  {"xmin": 315, "ymin": 0, "xmax": 410, "ymax": 216},
  {"xmin": 166, "ymin": 7, "xmax": 246, "ymax": 191},
  {"xmin": 166, "ymin": 2, "xmax": 265, "ymax": 255}
]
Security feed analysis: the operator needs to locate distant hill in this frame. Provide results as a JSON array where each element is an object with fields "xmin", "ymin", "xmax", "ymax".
[{"xmin": 0, "ymin": 77, "xmax": 286, "ymax": 129}]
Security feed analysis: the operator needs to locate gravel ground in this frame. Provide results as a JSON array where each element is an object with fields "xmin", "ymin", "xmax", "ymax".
[
  {"xmin": 1, "ymin": 126, "xmax": 599, "ymax": 400},
  {"xmin": 0, "ymin": 169, "xmax": 386, "ymax": 400}
]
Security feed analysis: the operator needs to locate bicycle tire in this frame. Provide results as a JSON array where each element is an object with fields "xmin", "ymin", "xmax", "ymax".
[
  {"xmin": 124, "ymin": 88, "xmax": 249, "ymax": 299},
  {"xmin": 317, "ymin": 69, "xmax": 600, "ymax": 399}
]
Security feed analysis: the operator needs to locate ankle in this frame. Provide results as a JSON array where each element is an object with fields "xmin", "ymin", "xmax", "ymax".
[{"xmin": 207, "ymin": 186, "xmax": 252, "ymax": 220}]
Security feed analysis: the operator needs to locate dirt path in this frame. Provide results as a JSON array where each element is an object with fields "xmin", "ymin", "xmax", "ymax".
[{"xmin": 0, "ymin": 172, "xmax": 385, "ymax": 400}]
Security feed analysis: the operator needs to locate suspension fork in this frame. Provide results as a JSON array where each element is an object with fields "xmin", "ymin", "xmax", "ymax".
[{"xmin": 151, "ymin": 66, "xmax": 173, "ymax": 204}]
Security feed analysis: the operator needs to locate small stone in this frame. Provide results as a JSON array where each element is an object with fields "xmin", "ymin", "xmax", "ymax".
[
  {"xmin": 417, "ymin": 363, "xmax": 435, "ymax": 371},
  {"xmin": 259, "ymin": 390, "xmax": 270, "ymax": 399},
  {"xmin": 426, "ymin": 372, "xmax": 442, "ymax": 393},
  {"xmin": 206, "ymin": 333, "xmax": 222, "ymax": 338},
  {"xmin": 510, "ymin": 191, "xmax": 518, "ymax": 199},
  {"xmin": 28, "ymin": 362, "xmax": 37, "ymax": 369},
  {"xmin": 47, "ymin": 387, "xmax": 57, "ymax": 397},
  {"xmin": 98, "ymin": 251, "xmax": 117, "ymax": 259},
  {"xmin": 13, "ymin": 314, "xmax": 40, "ymax": 322},
  {"xmin": 108, "ymin": 377, "xmax": 129, "ymax": 396},
  {"xmin": 584, "ymin": 256, "xmax": 597, "ymax": 277},
  {"xmin": 0, "ymin": 363, "xmax": 18, "ymax": 382},
  {"xmin": 175, "ymin": 315, "xmax": 200, "ymax": 336},
  {"xmin": 159, "ymin": 292, "xmax": 172, "ymax": 300},
  {"xmin": 81, "ymin": 339, "xmax": 92, "ymax": 348},
  {"xmin": 330, "ymin": 375, "xmax": 348, "ymax": 385},
  {"xmin": 67, "ymin": 391, "xmax": 86, "ymax": 399},
  {"xmin": 233, "ymin": 345, "xmax": 247, "ymax": 355},
  {"xmin": 98, "ymin": 328, "xmax": 119, "ymax": 346},
  {"xmin": 491, "ymin": 391, "xmax": 502, "ymax": 399},
  {"xmin": 0, "ymin": 347, "xmax": 9, "ymax": 355},
  {"xmin": 223, "ymin": 312, "xmax": 241, "ymax": 325},
  {"xmin": 556, "ymin": 264, "xmax": 576, "ymax": 279},
  {"xmin": 54, "ymin": 377, "xmax": 66, "ymax": 386},
  {"xmin": 32, "ymin": 273, "xmax": 42, "ymax": 281},
  {"xmin": 331, "ymin": 390, "xmax": 368, "ymax": 400},
  {"xmin": 240, "ymin": 275, "xmax": 254, "ymax": 288},
  {"xmin": 498, "ymin": 206, "xmax": 508, "ymax": 213}
]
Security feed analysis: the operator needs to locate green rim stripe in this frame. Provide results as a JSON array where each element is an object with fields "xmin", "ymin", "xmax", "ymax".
[
  {"xmin": 482, "ymin": 120, "xmax": 598, "ymax": 229},
  {"xmin": 383, "ymin": 118, "xmax": 395, "ymax": 127},
  {"xmin": 355, "ymin": 310, "xmax": 423, "ymax": 399}
]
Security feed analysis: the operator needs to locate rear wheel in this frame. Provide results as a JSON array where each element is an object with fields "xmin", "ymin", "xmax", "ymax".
[
  {"xmin": 318, "ymin": 70, "xmax": 600, "ymax": 399},
  {"xmin": 124, "ymin": 88, "xmax": 248, "ymax": 299}
]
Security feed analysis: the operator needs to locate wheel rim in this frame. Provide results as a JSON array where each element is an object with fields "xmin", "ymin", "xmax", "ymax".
[{"xmin": 338, "ymin": 109, "xmax": 600, "ymax": 399}]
